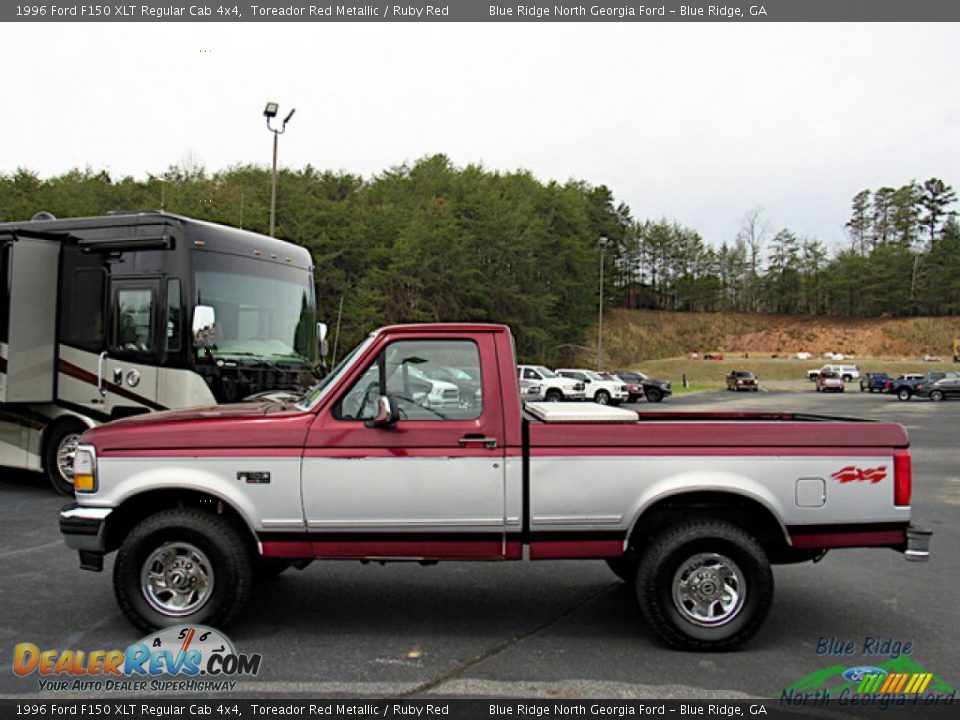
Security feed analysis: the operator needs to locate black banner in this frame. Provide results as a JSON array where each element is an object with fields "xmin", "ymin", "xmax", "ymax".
[
  {"xmin": 1, "ymin": 700, "xmax": 959, "ymax": 720},
  {"xmin": 2, "ymin": 0, "xmax": 960, "ymax": 22}
]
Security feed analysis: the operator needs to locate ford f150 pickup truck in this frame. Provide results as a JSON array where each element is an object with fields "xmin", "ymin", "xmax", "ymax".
[{"xmin": 60, "ymin": 323, "xmax": 931, "ymax": 650}]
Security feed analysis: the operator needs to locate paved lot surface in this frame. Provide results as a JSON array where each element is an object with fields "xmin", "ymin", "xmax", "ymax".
[{"xmin": 1, "ymin": 389, "xmax": 957, "ymax": 699}]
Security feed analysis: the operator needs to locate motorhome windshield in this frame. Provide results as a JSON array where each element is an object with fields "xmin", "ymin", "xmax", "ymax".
[{"xmin": 195, "ymin": 252, "xmax": 316, "ymax": 365}]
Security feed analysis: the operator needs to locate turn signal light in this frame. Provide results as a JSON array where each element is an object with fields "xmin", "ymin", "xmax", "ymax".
[{"xmin": 73, "ymin": 448, "xmax": 97, "ymax": 493}]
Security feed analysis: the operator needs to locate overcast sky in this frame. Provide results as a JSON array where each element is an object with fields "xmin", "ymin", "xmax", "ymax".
[{"xmin": 2, "ymin": 22, "xmax": 958, "ymax": 250}]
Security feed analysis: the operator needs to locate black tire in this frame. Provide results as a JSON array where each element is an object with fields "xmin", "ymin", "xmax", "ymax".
[
  {"xmin": 930, "ymin": 389, "xmax": 945, "ymax": 402},
  {"xmin": 545, "ymin": 389, "xmax": 563, "ymax": 402},
  {"xmin": 635, "ymin": 519, "xmax": 773, "ymax": 651},
  {"xmin": 253, "ymin": 557, "xmax": 293, "ymax": 581},
  {"xmin": 842, "ymin": 375, "xmax": 852, "ymax": 383},
  {"xmin": 646, "ymin": 388, "xmax": 663, "ymax": 403},
  {"xmin": 605, "ymin": 554, "xmax": 639, "ymax": 584},
  {"xmin": 43, "ymin": 419, "xmax": 88, "ymax": 496},
  {"xmin": 897, "ymin": 387, "xmax": 912, "ymax": 401},
  {"xmin": 113, "ymin": 509, "xmax": 253, "ymax": 633},
  {"xmin": 595, "ymin": 390, "xmax": 611, "ymax": 405},
  {"xmin": 839, "ymin": 386, "xmax": 845, "ymax": 393}
]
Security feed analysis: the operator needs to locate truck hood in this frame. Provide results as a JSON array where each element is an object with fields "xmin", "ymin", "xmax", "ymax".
[{"xmin": 81, "ymin": 402, "xmax": 315, "ymax": 453}]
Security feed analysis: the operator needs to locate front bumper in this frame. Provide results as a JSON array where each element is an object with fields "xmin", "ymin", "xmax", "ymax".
[
  {"xmin": 904, "ymin": 525, "xmax": 932, "ymax": 562},
  {"xmin": 60, "ymin": 503, "xmax": 112, "ymax": 569}
]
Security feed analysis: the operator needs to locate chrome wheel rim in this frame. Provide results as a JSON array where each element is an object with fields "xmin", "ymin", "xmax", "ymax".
[
  {"xmin": 672, "ymin": 552, "xmax": 746, "ymax": 627},
  {"xmin": 57, "ymin": 433, "xmax": 83, "ymax": 484},
  {"xmin": 141, "ymin": 542, "xmax": 214, "ymax": 617}
]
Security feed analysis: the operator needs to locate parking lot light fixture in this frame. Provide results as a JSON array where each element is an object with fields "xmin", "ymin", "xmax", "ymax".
[{"xmin": 264, "ymin": 101, "xmax": 295, "ymax": 237}]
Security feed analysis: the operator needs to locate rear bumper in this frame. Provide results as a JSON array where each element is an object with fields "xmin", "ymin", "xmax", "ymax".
[{"xmin": 904, "ymin": 525, "xmax": 932, "ymax": 562}]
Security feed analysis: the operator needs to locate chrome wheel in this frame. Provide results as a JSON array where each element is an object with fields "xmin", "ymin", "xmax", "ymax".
[
  {"xmin": 672, "ymin": 552, "xmax": 746, "ymax": 627},
  {"xmin": 140, "ymin": 542, "xmax": 215, "ymax": 617},
  {"xmin": 56, "ymin": 432, "xmax": 83, "ymax": 484}
]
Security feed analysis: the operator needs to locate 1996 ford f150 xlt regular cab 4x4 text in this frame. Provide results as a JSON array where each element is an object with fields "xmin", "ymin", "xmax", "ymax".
[{"xmin": 60, "ymin": 324, "xmax": 932, "ymax": 650}]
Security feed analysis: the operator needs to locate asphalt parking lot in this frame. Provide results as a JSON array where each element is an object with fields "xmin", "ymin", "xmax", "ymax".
[{"xmin": 1, "ymin": 388, "xmax": 957, "ymax": 700}]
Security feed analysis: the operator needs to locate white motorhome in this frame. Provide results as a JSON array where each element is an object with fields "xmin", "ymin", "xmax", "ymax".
[{"xmin": 0, "ymin": 211, "xmax": 321, "ymax": 494}]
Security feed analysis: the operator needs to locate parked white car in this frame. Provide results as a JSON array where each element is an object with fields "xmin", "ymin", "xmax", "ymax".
[
  {"xmin": 555, "ymin": 369, "xmax": 628, "ymax": 405},
  {"xmin": 807, "ymin": 364, "xmax": 861, "ymax": 382},
  {"xmin": 518, "ymin": 365, "xmax": 586, "ymax": 402}
]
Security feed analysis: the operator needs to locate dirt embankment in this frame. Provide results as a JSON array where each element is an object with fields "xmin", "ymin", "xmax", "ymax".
[{"xmin": 588, "ymin": 310, "xmax": 960, "ymax": 366}]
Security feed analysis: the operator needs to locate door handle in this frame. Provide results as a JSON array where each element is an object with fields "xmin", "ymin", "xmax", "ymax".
[
  {"xmin": 459, "ymin": 435, "xmax": 498, "ymax": 449},
  {"xmin": 93, "ymin": 351, "xmax": 107, "ymax": 404}
]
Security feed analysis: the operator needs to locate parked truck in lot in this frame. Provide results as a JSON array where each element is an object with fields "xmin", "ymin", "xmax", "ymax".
[
  {"xmin": 61, "ymin": 323, "xmax": 931, "ymax": 650},
  {"xmin": 0, "ymin": 211, "xmax": 321, "ymax": 494}
]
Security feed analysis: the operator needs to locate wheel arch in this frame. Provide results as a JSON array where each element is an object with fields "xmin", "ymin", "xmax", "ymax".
[
  {"xmin": 625, "ymin": 488, "xmax": 805, "ymax": 564},
  {"xmin": 104, "ymin": 487, "xmax": 260, "ymax": 557}
]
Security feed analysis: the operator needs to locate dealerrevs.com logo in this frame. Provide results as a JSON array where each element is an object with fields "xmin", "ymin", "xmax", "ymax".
[{"xmin": 13, "ymin": 626, "xmax": 261, "ymax": 692}]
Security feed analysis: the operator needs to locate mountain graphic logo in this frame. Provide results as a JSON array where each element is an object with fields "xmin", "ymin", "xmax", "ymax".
[{"xmin": 785, "ymin": 656, "xmax": 955, "ymax": 698}]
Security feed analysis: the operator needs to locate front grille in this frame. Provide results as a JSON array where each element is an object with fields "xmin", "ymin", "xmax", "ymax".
[{"xmin": 442, "ymin": 389, "xmax": 458, "ymax": 400}]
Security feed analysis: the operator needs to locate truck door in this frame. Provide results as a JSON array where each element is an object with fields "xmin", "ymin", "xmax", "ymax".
[
  {"xmin": 102, "ymin": 277, "xmax": 163, "ymax": 416},
  {"xmin": 302, "ymin": 334, "xmax": 508, "ymax": 559}
]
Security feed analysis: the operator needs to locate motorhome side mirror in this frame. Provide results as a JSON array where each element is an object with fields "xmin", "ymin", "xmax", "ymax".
[
  {"xmin": 365, "ymin": 395, "xmax": 400, "ymax": 429},
  {"xmin": 317, "ymin": 322, "xmax": 329, "ymax": 357},
  {"xmin": 192, "ymin": 305, "xmax": 217, "ymax": 348}
]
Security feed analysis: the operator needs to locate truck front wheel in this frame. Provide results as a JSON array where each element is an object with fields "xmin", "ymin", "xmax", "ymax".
[
  {"xmin": 635, "ymin": 519, "xmax": 773, "ymax": 651},
  {"xmin": 113, "ymin": 509, "xmax": 253, "ymax": 633}
]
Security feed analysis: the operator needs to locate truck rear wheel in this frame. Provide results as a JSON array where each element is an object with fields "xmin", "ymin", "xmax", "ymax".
[
  {"xmin": 635, "ymin": 519, "xmax": 773, "ymax": 651},
  {"xmin": 43, "ymin": 420, "xmax": 87, "ymax": 496},
  {"xmin": 897, "ymin": 388, "xmax": 912, "ymax": 401},
  {"xmin": 113, "ymin": 509, "xmax": 253, "ymax": 633}
]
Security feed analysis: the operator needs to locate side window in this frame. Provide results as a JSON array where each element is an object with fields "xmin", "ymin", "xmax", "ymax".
[
  {"xmin": 62, "ymin": 267, "xmax": 106, "ymax": 350},
  {"xmin": 523, "ymin": 369, "xmax": 538, "ymax": 380},
  {"xmin": 166, "ymin": 278, "xmax": 182, "ymax": 353},
  {"xmin": 113, "ymin": 287, "xmax": 155, "ymax": 355},
  {"xmin": 335, "ymin": 339, "xmax": 482, "ymax": 422}
]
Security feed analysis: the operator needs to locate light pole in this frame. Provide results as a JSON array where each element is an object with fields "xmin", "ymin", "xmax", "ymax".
[
  {"xmin": 263, "ymin": 102, "xmax": 295, "ymax": 237},
  {"xmin": 597, "ymin": 236, "xmax": 609, "ymax": 369}
]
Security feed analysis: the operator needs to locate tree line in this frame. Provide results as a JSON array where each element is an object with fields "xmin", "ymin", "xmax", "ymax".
[
  {"xmin": 1, "ymin": 159, "xmax": 957, "ymax": 363},
  {"xmin": 615, "ymin": 179, "xmax": 959, "ymax": 319}
]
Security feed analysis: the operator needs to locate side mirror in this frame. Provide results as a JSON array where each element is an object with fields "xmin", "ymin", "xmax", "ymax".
[
  {"xmin": 365, "ymin": 395, "xmax": 400, "ymax": 429},
  {"xmin": 192, "ymin": 305, "xmax": 217, "ymax": 348},
  {"xmin": 317, "ymin": 322, "xmax": 329, "ymax": 357}
]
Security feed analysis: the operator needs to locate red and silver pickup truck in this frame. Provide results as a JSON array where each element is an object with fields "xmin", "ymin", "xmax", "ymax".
[{"xmin": 60, "ymin": 323, "xmax": 931, "ymax": 650}]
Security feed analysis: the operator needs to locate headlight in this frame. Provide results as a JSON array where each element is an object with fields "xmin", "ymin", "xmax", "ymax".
[{"xmin": 73, "ymin": 446, "xmax": 97, "ymax": 493}]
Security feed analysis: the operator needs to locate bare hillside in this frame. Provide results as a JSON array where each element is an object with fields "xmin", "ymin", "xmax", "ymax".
[{"xmin": 589, "ymin": 310, "xmax": 960, "ymax": 365}]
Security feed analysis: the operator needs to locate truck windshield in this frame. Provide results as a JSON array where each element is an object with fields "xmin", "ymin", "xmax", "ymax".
[
  {"xmin": 297, "ymin": 335, "xmax": 375, "ymax": 410},
  {"xmin": 535, "ymin": 366, "xmax": 558, "ymax": 378},
  {"xmin": 195, "ymin": 252, "xmax": 316, "ymax": 365}
]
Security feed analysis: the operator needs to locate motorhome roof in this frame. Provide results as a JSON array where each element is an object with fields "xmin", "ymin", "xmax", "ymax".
[{"xmin": 0, "ymin": 211, "xmax": 313, "ymax": 270}]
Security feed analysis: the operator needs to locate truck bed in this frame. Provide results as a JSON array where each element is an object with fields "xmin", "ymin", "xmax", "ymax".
[{"xmin": 524, "ymin": 410, "xmax": 908, "ymax": 449}]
